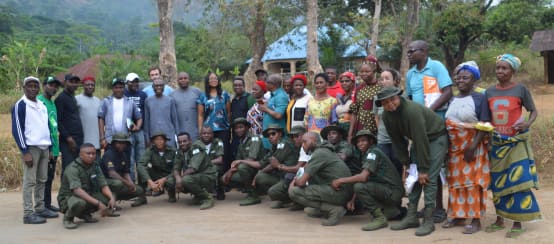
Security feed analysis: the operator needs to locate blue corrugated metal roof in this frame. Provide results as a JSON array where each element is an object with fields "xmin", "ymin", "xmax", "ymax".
[{"xmin": 247, "ymin": 24, "xmax": 370, "ymax": 63}]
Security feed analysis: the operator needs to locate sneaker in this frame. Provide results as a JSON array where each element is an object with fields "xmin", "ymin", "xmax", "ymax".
[
  {"xmin": 23, "ymin": 214, "xmax": 46, "ymax": 224},
  {"xmin": 37, "ymin": 208, "xmax": 59, "ymax": 218}
]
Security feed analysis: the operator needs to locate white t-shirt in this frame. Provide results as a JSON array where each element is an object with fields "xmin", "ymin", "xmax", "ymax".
[{"xmin": 113, "ymin": 97, "xmax": 125, "ymax": 133}]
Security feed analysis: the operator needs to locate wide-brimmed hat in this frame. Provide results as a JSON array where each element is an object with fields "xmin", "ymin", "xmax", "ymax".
[
  {"xmin": 150, "ymin": 131, "xmax": 170, "ymax": 141},
  {"xmin": 351, "ymin": 130, "xmax": 377, "ymax": 144},
  {"xmin": 288, "ymin": 126, "xmax": 307, "ymax": 136},
  {"xmin": 320, "ymin": 124, "xmax": 345, "ymax": 140},
  {"xmin": 112, "ymin": 133, "xmax": 131, "ymax": 143},
  {"xmin": 232, "ymin": 117, "xmax": 250, "ymax": 128},
  {"xmin": 262, "ymin": 124, "xmax": 284, "ymax": 138},
  {"xmin": 375, "ymin": 87, "xmax": 403, "ymax": 107}
]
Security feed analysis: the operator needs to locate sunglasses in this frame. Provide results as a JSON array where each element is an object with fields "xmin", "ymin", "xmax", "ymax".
[{"xmin": 407, "ymin": 48, "xmax": 423, "ymax": 54}]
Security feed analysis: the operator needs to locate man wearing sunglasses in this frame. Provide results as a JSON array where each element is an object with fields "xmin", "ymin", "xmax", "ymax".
[{"xmin": 405, "ymin": 40, "xmax": 452, "ymax": 227}]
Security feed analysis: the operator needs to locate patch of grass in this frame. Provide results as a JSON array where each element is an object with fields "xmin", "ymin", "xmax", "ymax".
[
  {"xmin": 532, "ymin": 116, "xmax": 554, "ymax": 184},
  {"xmin": 0, "ymin": 138, "xmax": 23, "ymax": 189}
]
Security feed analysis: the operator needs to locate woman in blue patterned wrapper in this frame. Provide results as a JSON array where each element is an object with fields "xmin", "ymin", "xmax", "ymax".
[{"xmin": 484, "ymin": 54, "xmax": 540, "ymax": 238}]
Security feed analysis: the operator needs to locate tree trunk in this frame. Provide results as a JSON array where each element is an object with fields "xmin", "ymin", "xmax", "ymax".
[
  {"xmin": 243, "ymin": 0, "xmax": 266, "ymax": 91},
  {"xmin": 157, "ymin": 0, "xmax": 177, "ymax": 88},
  {"xmin": 399, "ymin": 0, "xmax": 419, "ymax": 85},
  {"xmin": 369, "ymin": 0, "xmax": 381, "ymax": 56},
  {"xmin": 306, "ymin": 0, "xmax": 323, "ymax": 81}
]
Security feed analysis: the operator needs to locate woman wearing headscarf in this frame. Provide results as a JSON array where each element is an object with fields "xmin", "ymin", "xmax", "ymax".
[
  {"xmin": 348, "ymin": 55, "xmax": 382, "ymax": 142},
  {"xmin": 333, "ymin": 71, "xmax": 356, "ymax": 133},
  {"xmin": 484, "ymin": 54, "xmax": 540, "ymax": 238},
  {"xmin": 246, "ymin": 80, "xmax": 267, "ymax": 136},
  {"xmin": 285, "ymin": 74, "xmax": 312, "ymax": 133},
  {"xmin": 442, "ymin": 62, "xmax": 491, "ymax": 234}
]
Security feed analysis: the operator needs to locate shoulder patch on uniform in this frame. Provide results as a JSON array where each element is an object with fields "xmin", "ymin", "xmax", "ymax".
[
  {"xmin": 121, "ymin": 161, "xmax": 126, "ymax": 166},
  {"xmin": 218, "ymin": 141, "xmax": 223, "ymax": 147},
  {"xmin": 367, "ymin": 153, "xmax": 376, "ymax": 160},
  {"xmin": 147, "ymin": 163, "xmax": 153, "ymax": 168},
  {"xmin": 192, "ymin": 149, "xmax": 200, "ymax": 155},
  {"xmin": 277, "ymin": 143, "xmax": 285, "ymax": 149},
  {"xmin": 107, "ymin": 162, "xmax": 114, "ymax": 168},
  {"xmin": 252, "ymin": 136, "xmax": 259, "ymax": 142}
]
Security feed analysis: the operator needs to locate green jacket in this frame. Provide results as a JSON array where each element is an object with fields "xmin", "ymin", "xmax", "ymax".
[
  {"xmin": 236, "ymin": 134, "xmax": 265, "ymax": 161},
  {"xmin": 58, "ymin": 158, "xmax": 107, "ymax": 202},
  {"xmin": 382, "ymin": 97, "xmax": 446, "ymax": 173},
  {"xmin": 203, "ymin": 138, "xmax": 224, "ymax": 162},
  {"xmin": 361, "ymin": 145, "xmax": 403, "ymax": 191},
  {"xmin": 260, "ymin": 138, "xmax": 298, "ymax": 177},
  {"xmin": 333, "ymin": 140, "xmax": 361, "ymax": 175},
  {"xmin": 305, "ymin": 142, "xmax": 352, "ymax": 186},
  {"xmin": 174, "ymin": 141, "xmax": 217, "ymax": 176},
  {"xmin": 38, "ymin": 94, "xmax": 59, "ymax": 157},
  {"xmin": 137, "ymin": 146, "xmax": 176, "ymax": 183}
]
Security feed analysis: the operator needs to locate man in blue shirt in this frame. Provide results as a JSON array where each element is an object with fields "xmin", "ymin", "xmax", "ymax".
[
  {"xmin": 142, "ymin": 67, "xmax": 174, "ymax": 97},
  {"xmin": 259, "ymin": 74, "xmax": 289, "ymax": 149},
  {"xmin": 405, "ymin": 40, "xmax": 452, "ymax": 224}
]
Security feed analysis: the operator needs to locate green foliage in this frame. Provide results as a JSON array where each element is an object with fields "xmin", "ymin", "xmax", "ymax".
[
  {"xmin": 96, "ymin": 54, "xmax": 156, "ymax": 89},
  {"xmin": 0, "ymin": 40, "xmax": 47, "ymax": 92},
  {"xmin": 319, "ymin": 25, "xmax": 348, "ymax": 69},
  {"xmin": 484, "ymin": 0, "xmax": 547, "ymax": 43}
]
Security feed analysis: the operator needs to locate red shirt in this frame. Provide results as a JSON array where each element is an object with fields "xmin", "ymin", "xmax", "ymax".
[{"xmin": 327, "ymin": 81, "xmax": 345, "ymax": 98}]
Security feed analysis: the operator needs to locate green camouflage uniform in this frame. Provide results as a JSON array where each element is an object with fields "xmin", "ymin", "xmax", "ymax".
[
  {"xmin": 58, "ymin": 158, "xmax": 109, "ymax": 218},
  {"xmin": 254, "ymin": 138, "xmax": 297, "ymax": 196},
  {"xmin": 334, "ymin": 140, "xmax": 362, "ymax": 175},
  {"xmin": 174, "ymin": 141, "xmax": 217, "ymax": 198},
  {"xmin": 100, "ymin": 147, "xmax": 144, "ymax": 201},
  {"xmin": 229, "ymin": 134, "xmax": 265, "ymax": 192},
  {"xmin": 137, "ymin": 146, "xmax": 176, "ymax": 191},
  {"xmin": 354, "ymin": 145, "xmax": 404, "ymax": 212}
]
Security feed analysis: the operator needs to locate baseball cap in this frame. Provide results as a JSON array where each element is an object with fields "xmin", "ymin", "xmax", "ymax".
[
  {"xmin": 23, "ymin": 76, "xmax": 40, "ymax": 86},
  {"xmin": 111, "ymin": 78, "xmax": 125, "ymax": 86},
  {"xmin": 43, "ymin": 76, "xmax": 61, "ymax": 86},
  {"xmin": 126, "ymin": 73, "xmax": 140, "ymax": 83}
]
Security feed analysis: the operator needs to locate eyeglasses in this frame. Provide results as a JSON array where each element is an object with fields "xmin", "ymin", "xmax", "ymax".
[{"xmin": 407, "ymin": 48, "xmax": 423, "ymax": 54}]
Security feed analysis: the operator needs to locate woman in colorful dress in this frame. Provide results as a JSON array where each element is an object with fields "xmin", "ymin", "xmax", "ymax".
[
  {"xmin": 246, "ymin": 80, "xmax": 267, "ymax": 136},
  {"xmin": 484, "ymin": 54, "xmax": 540, "ymax": 238},
  {"xmin": 285, "ymin": 74, "xmax": 312, "ymax": 133},
  {"xmin": 333, "ymin": 71, "xmax": 356, "ymax": 134},
  {"xmin": 442, "ymin": 63, "xmax": 491, "ymax": 234},
  {"xmin": 348, "ymin": 55, "xmax": 382, "ymax": 142},
  {"xmin": 304, "ymin": 73, "xmax": 337, "ymax": 134}
]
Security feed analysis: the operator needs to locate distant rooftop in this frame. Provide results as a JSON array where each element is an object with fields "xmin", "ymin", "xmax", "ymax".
[
  {"xmin": 248, "ymin": 24, "xmax": 370, "ymax": 63},
  {"xmin": 530, "ymin": 29, "xmax": 554, "ymax": 52}
]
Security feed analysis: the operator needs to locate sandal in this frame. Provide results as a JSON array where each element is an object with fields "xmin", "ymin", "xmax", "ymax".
[
  {"xmin": 506, "ymin": 228, "xmax": 525, "ymax": 238},
  {"xmin": 442, "ymin": 219, "xmax": 464, "ymax": 228},
  {"xmin": 485, "ymin": 223, "xmax": 505, "ymax": 233},
  {"xmin": 463, "ymin": 224, "xmax": 481, "ymax": 234}
]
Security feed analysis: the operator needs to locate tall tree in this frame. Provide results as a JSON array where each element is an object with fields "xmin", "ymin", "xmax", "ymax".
[
  {"xmin": 432, "ymin": 0, "xmax": 493, "ymax": 73},
  {"xmin": 368, "ymin": 0, "xmax": 381, "ymax": 56},
  {"xmin": 157, "ymin": 0, "xmax": 177, "ymax": 87},
  {"xmin": 242, "ymin": 0, "xmax": 266, "ymax": 89},
  {"xmin": 306, "ymin": 0, "xmax": 323, "ymax": 78},
  {"xmin": 399, "ymin": 0, "xmax": 419, "ymax": 78}
]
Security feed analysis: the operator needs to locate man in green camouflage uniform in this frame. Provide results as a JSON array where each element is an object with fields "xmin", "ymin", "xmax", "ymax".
[
  {"xmin": 173, "ymin": 132, "xmax": 217, "ymax": 210},
  {"xmin": 100, "ymin": 134, "xmax": 145, "ymax": 207},
  {"xmin": 253, "ymin": 124, "xmax": 298, "ymax": 208},
  {"xmin": 58, "ymin": 143, "xmax": 118, "ymax": 229},
  {"xmin": 321, "ymin": 124, "xmax": 361, "ymax": 175},
  {"xmin": 221, "ymin": 118, "xmax": 265, "ymax": 206},
  {"xmin": 332, "ymin": 130, "xmax": 405, "ymax": 231},
  {"xmin": 290, "ymin": 132, "xmax": 353, "ymax": 226},
  {"xmin": 135, "ymin": 132, "xmax": 176, "ymax": 205},
  {"xmin": 267, "ymin": 125, "xmax": 306, "ymax": 210},
  {"xmin": 198, "ymin": 126, "xmax": 226, "ymax": 200}
]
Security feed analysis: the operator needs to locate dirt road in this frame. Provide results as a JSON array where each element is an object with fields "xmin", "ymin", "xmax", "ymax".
[{"xmin": 1, "ymin": 188, "xmax": 553, "ymax": 244}]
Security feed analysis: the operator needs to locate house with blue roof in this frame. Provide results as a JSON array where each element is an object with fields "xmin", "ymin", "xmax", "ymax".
[{"xmin": 249, "ymin": 24, "xmax": 372, "ymax": 76}]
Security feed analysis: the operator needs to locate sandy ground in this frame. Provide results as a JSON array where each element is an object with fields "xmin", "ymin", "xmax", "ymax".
[{"xmin": 1, "ymin": 187, "xmax": 553, "ymax": 244}]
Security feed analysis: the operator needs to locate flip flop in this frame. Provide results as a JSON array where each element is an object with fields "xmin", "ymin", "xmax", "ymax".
[
  {"xmin": 463, "ymin": 224, "xmax": 481, "ymax": 234},
  {"xmin": 485, "ymin": 223, "xmax": 505, "ymax": 233},
  {"xmin": 506, "ymin": 228, "xmax": 526, "ymax": 238}
]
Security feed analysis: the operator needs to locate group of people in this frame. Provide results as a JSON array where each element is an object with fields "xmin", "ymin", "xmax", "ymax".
[{"xmin": 11, "ymin": 40, "xmax": 540, "ymax": 238}]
